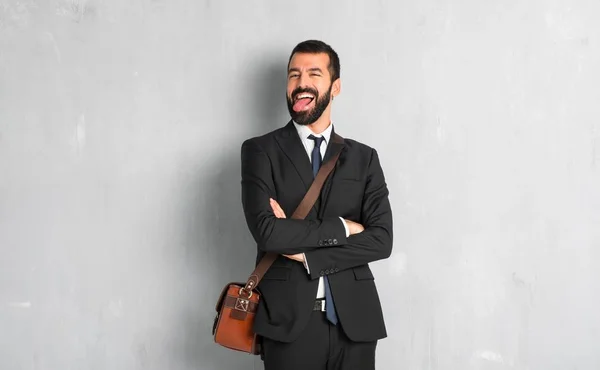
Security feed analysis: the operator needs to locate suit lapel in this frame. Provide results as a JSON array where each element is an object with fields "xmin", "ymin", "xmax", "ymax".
[
  {"xmin": 322, "ymin": 131, "xmax": 345, "ymax": 165},
  {"xmin": 274, "ymin": 120, "xmax": 314, "ymax": 191},
  {"xmin": 318, "ymin": 130, "xmax": 346, "ymax": 218},
  {"xmin": 275, "ymin": 121, "xmax": 346, "ymax": 218}
]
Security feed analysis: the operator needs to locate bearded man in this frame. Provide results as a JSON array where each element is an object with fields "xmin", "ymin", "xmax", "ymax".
[{"xmin": 240, "ymin": 39, "xmax": 393, "ymax": 370}]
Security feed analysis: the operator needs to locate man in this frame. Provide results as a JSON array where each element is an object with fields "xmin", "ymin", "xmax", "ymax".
[{"xmin": 240, "ymin": 40, "xmax": 393, "ymax": 370}]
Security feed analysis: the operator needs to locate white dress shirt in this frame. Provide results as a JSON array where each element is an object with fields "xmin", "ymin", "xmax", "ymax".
[{"xmin": 292, "ymin": 121, "xmax": 350, "ymax": 299}]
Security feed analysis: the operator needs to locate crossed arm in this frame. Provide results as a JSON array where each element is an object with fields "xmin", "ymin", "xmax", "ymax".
[
  {"xmin": 268, "ymin": 198, "xmax": 364, "ymax": 263},
  {"xmin": 241, "ymin": 139, "xmax": 393, "ymax": 275}
]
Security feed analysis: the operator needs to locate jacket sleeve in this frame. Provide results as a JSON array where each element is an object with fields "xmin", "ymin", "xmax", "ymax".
[
  {"xmin": 303, "ymin": 148, "xmax": 393, "ymax": 279},
  {"xmin": 241, "ymin": 138, "xmax": 348, "ymax": 254}
]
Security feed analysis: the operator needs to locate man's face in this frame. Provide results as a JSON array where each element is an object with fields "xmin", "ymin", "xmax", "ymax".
[{"xmin": 286, "ymin": 52, "xmax": 337, "ymax": 126}]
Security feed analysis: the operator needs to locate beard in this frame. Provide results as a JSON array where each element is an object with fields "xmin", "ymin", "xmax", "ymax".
[{"xmin": 286, "ymin": 84, "xmax": 332, "ymax": 126}]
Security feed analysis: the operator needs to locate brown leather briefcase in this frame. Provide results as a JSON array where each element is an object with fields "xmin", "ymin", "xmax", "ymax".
[{"xmin": 212, "ymin": 134, "xmax": 344, "ymax": 355}]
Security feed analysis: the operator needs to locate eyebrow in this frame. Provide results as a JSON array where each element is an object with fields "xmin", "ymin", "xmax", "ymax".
[{"xmin": 288, "ymin": 67, "xmax": 324, "ymax": 74}]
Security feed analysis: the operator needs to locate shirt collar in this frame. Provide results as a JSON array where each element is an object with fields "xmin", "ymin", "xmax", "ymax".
[{"xmin": 292, "ymin": 120, "xmax": 333, "ymax": 145}]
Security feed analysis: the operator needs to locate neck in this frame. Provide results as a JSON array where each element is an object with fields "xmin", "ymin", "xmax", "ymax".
[
  {"xmin": 306, "ymin": 120, "xmax": 330, "ymax": 135},
  {"xmin": 306, "ymin": 105, "xmax": 332, "ymax": 134}
]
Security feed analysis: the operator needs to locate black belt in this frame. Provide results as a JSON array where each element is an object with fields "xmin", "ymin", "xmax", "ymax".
[{"xmin": 313, "ymin": 298, "xmax": 326, "ymax": 312}]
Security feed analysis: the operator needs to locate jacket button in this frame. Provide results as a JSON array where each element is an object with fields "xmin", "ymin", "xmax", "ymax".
[
  {"xmin": 320, "ymin": 271, "xmax": 325, "ymax": 276},
  {"xmin": 328, "ymin": 239, "xmax": 333, "ymax": 245},
  {"xmin": 318, "ymin": 240, "xmax": 323, "ymax": 246},
  {"xmin": 333, "ymin": 239, "xmax": 338, "ymax": 245},
  {"xmin": 334, "ymin": 268, "xmax": 339, "ymax": 272}
]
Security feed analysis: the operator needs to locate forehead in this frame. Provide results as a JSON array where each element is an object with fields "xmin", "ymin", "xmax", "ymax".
[{"xmin": 288, "ymin": 52, "xmax": 330, "ymax": 72}]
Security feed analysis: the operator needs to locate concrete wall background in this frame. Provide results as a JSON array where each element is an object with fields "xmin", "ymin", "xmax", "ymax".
[{"xmin": 1, "ymin": 1, "xmax": 600, "ymax": 369}]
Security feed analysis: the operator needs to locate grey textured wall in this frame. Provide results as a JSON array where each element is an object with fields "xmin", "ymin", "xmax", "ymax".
[{"xmin": 2, "ymin": 1, "xmax": 600, "ymax": 369}]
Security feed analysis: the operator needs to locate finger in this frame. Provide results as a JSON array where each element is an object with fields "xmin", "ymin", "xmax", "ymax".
[
  {"xmin": 273, "ymin": 201, "xmax": 282, "ymax": 213},
  {"xmin": 273, "ymin": 202, "xmax": 286, "ymax": 218},
  {"xmin": 270, "ymin": 201, "xmax": 279, "ymax": 215},
  {"xmin": 270, "ymin": 199, "xmax": 283, "ymax": 217},
  {"xmin": 273, "ymin": 204, "xmax": 284, "ymax": 218}
]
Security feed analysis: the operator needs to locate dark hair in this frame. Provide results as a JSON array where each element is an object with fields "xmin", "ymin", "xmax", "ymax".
[{"xmin": 288, "ymin": 40, "xmax": 340, "ymax": 82}]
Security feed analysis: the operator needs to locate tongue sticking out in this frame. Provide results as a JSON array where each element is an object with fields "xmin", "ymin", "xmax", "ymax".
[{"xmin": 293, "ymin": 97, "xmax": 313, "ymax": 112}]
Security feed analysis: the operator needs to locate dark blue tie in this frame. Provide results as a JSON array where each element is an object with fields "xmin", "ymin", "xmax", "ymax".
[{"xmin": 308, "ymin": 134, "xmax": 339, "ymax": 325}]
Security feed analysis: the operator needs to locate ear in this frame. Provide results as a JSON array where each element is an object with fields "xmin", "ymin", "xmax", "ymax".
[{"xmin": 331, "ymin": 78, "xmax": 341, "ymax": 99}]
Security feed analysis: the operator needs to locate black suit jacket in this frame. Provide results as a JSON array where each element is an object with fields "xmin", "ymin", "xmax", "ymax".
[{"xmin": 240, "ymin": 120, "xmax": 393, "ymax": 344}]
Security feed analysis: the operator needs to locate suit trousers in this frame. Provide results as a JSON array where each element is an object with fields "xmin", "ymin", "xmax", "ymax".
[{"xmin": 261, "ymin": 310, "xmax": 377, "ymax": 370}]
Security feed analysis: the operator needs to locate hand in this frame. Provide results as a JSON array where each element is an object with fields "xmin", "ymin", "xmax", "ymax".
[
  {"xmin": 283, "ymin": 253, "xmax": 305, "ymax": 263},
  {"xmin": 344, "ymin": 219, "xmax": 365, "ymax": 235},
  {"xmin": 270, "ymin": 199, "xmax": 303, "ymax": 263},
  {"xmin": 270, "ymin": 198, "xmax": 286, "ymax": 219}
]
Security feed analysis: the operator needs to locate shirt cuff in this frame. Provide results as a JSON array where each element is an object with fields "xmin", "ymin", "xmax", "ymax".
[
  {"xmin": 339, "ymin": 217, "xmax": 350, "ymax": 237},
  {"xmin": 302, "ymin": 253, "xmax": 310, "ymax": 273}
]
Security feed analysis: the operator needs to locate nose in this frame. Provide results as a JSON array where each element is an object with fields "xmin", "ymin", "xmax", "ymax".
[{"xmin": 298, "ymin": 72, "xmax": 310, "ymax": 87}]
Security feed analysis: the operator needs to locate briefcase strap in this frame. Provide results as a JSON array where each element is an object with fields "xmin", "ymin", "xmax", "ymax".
[{"xmin": 240, "ymin": 133, "xmax": 345, "ymax": 294}]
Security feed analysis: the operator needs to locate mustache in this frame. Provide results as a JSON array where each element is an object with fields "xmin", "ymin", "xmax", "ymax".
[{"xmin": 290, "ymin": 87, "xmax": 319, "ymax": 100}]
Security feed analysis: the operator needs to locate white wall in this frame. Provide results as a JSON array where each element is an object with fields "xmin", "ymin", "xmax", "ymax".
[{"xmin": 1, "ymin": 1, "xmax": 599, "ymax": 369}]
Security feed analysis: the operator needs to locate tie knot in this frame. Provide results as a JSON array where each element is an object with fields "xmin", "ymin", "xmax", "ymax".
[{"xmin": 308, "ymin": 134, "xmax": 325, "ymax": 147}]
